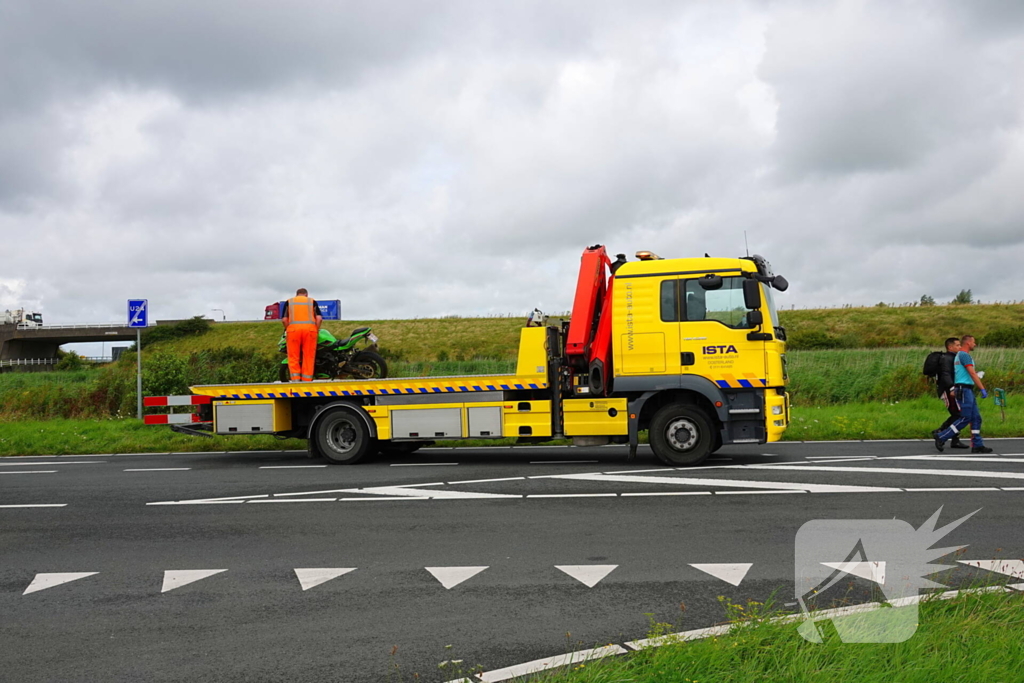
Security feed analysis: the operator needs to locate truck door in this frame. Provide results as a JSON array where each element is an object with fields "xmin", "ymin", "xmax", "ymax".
[
  {"xmin": 676, "ymin": 276, "xmax": 767, "ymax": 391},
  {"xmin": 613, "ymin": 276, "xmax": 681, "ymax": 378}
]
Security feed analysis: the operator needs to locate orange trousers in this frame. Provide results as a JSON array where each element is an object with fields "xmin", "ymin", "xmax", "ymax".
[{"xmin": 286, "ymin": 326, "xmax": 318, "ymax": 381}]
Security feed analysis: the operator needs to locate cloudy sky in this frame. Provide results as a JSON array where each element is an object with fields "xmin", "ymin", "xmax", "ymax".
[{"xmin": 2, "ymin": 0, "xmax": 1023, "ymax": 332}]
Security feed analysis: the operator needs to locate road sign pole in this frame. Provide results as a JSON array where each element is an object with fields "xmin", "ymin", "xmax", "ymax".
[{"xmin": 137, "ymin": 328, "xmax": 142, "ymax": 420}]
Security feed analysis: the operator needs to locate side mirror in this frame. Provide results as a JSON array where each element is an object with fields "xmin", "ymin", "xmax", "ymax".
[
  {"xmin": 743, "ymin": 279, "xmax": 761, "ymax": 309},
  {"xmin": 747, "ymin": 310, "xmax": 763, "ymax": 327},
  {"xmin": 698, "ymin": 275, "xmax": 723, "ymax": 290},
  {"xmin": 772, "ymin": 275, "xmax": 789, "ymax": 292}
]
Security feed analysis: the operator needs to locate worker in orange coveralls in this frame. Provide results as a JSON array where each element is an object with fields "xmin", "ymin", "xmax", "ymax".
[{"xmin": 281, "ymin": 288, "xmax": 322, "ymax": 382}]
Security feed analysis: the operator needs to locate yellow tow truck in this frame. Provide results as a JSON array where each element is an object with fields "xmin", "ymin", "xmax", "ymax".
[{"xmin": 181, "ymin": 246, "xmax": 790, "ymax": 465}]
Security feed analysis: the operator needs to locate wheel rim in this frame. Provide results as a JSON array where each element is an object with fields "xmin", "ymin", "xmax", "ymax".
[
  {"xmin": 665, "ymin": 417, "xmax": 699, "ymax": 451},
  {"xmin": 326, "ymin": 418, "xmax": 357, "ymax": 454}
]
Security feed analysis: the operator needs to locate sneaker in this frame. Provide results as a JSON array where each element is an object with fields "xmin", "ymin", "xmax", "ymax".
[
  {"xmin": 971, "ymin": 446, "xmax": 994, "ymax": 454},
  {"xmin": 933, "ymin": 431, "xmax": 945, "ymax": 453},
  {"xmin": 950, "ymin": 440, "xmax": 970, "ymax": 449}
]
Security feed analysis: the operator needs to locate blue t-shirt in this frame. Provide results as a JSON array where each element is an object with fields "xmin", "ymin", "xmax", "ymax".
[{"xmin": 954, "ymin": 351, "xmax": 975, "ymax": 386}]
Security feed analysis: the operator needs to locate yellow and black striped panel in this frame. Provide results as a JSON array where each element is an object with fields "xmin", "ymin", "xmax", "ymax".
[
  {"xmin": 711, "ymin": 373, "xmax": 768, "ymax": 390},
  {"xmin": 190, "ymin": 374, "xmax": 549, "ymax": 401}
]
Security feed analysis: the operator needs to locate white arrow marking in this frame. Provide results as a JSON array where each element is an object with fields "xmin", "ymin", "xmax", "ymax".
[
  {"xmin": 161, "ymin": 569, "xmax": 227, "ymax": 593},
  {"xmin": 344, "ymin": 486, "xmax": 519, "ymax": 500},
  {"xmin": 294, "ymin": 568, "xmax": 356, "ymax": 591},
  {"xmin": 689, "ymin": 563, "xmax": 753, "ymax": 586},
  {"xmin": 555, "ymin": 565, "xmax": 618, "ymax": 588},
  {"xmin": 425, "ymin": 566, "xmax": 488, "ymax": 589},
  {"xmin": 23, "ymin": 572, "xmax": 98, "ymax": 595},
  {"xmin": 821, "ymin": 561, "xmax": 886, "ymax": 584},
  {"xmin": 958, "ymin": 559, "xmax": 1024, "ymax": 579}
]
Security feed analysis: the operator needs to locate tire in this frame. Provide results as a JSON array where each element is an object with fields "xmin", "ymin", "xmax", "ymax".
[
  {"xmin": 711, "ymin": 431, "xmax": 723, "ymax": 454},
  {"xmin": 313, "ymin": 408, "xmax": 374, "ymax": 464},
  {"xmin": 345, "ymin": 351, "xmax": 388, "ymax": 380},
  {"xmin": 649, "ymin": 403, "xmax": 714, "ymax": 466}
]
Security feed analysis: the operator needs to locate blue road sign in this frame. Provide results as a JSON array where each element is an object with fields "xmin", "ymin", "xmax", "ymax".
[{"xmin": 128, "ymin": 299, "xmax": 148, "ymax": 328}]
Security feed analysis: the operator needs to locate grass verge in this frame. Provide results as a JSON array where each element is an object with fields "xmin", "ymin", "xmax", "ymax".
[
  {"xmin": 531, "ymin": 588, "xmax": 1024, "ymax": 683},
  {"xmin": 0, "ymin": 418, "xmax": 307, "ymax": 456}
]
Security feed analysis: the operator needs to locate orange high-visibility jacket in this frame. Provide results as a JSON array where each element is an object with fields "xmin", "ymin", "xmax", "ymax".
[{"xmin": 286, "ymin": 296, "xmax": 318, "ymax": 326}]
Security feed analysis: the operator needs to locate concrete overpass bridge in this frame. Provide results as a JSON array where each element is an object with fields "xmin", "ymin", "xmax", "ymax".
[{"xmin": 0, "ymin": 323, "xmax": 140, "ymax": 365}]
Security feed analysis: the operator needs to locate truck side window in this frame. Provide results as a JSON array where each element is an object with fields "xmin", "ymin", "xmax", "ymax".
[
  {"xmin": 660, "ymin": 280, "xmax": 680, "ymax": 322},
  {"xmin": 683, "ymin": 278, "xmax": 750, "ymax": 328}
]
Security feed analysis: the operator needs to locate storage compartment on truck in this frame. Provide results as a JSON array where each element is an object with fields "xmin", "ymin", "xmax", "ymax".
[
  {"xmin": 214, "ymin": 399, "xmax": 291, "ymax": 434},
  {"xmin": 562, "ymin": 398, "xmax": 628, "ymax": 436},
  {"xmin": 391, "ymin": 407, "xmax": 462, "ymax": 439}
]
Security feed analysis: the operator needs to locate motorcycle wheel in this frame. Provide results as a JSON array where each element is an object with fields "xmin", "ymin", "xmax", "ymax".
[{"xmin": 344, "ymin": 351, "xmax": 388, "ymax": 380}]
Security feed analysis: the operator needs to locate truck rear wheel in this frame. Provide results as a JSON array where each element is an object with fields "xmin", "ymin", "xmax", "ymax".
[
  {"xmin": 314, "ymin": 408, "xmax": 374, "ymax": 464},
  {"xmin": 649, "ymin": 403, "xmax": 714, "ymax": 466}
]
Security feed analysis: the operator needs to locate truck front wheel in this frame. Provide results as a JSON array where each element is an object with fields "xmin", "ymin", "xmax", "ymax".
[
  {"xmin": 314, "ymin": 408, "xmax": 374, "ymax": 464},
  {"xmin": 649, "ymin": 404, "xmax": 714, "ymax": 466}
]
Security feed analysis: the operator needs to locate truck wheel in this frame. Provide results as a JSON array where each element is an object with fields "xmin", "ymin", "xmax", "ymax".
[
  {"xmin": 649, "ymin": 403, "xmax": 714, "ymax": 466},
  {"xmin": 314, "ymin": 408, "xmax": 374, "ymax": 464},
  {"xmin": 346, "ymin": 351, "xmax": 388, "ymax": 379}
]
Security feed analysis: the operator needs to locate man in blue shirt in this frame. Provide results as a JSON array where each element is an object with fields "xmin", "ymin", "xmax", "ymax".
[{"xmin": 934, "ymin": 335, "xmax": 992, "ymax": 453}]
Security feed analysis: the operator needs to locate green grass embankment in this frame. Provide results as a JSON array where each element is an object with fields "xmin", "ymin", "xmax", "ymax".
[{"xmin": 524, "ymin": 589, "xmax": 1024, "ymax": 683}]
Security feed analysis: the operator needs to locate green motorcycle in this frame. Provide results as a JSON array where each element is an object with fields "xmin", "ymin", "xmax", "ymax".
[{"xmin": 278, "ymin": 327, "xmax": 388, "ymax": 382}]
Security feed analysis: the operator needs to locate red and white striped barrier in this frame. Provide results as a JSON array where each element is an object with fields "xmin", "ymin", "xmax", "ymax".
[
  {"xmin": 143, "ymin": 395, "xmax": 212, "ymax": 407},
  {"xmin": 143, "ymin": 395, "xmax": 212, "ymax": 426},
  {"xmin": 143, "ymin": 413, "xmax": 208, "ymax": 425}
]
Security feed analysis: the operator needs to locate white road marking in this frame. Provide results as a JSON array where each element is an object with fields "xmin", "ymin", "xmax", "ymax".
[
  {"xmin": 248, "ymin": 498, "xmax": 338, "ymax": 503},
  {"xmin": 294, "ymin": 568, "xmax": 356, "ymax": 591},
  {"xmin": 527, "ymin": 493, "xmax": 617, "ymax": 498},
  {"xmin": 447, "ymin": 476, "xmax": 526, "ymax": 485},
  {"xmin": 620, "ymin": 491, "xmax": 712, "ymax": 497},
  {"xmin": 426, "ymin": 566, "xmax": 488, "ymax": 589},
  {"xmin": 1003, "ymin": 487, "xmax": 1024, "ymax": 491},
  {"xmin": 479, "ymin": 645, "xmax": 627, "ymax": 682},
  {"xmin": 626, "ymin": 624, "xmax": 733, "ymax": 650},
  {"xmin": 555, "ymin": 565, "xmax": 618, "ymax": 588},
  {"xmin": 124, "ymin": 468, "xmax": 191, "ymax": 472},
  {"xmin": 894, "ymin": 456, "xmax": 1024, "ymax": 464},
  {"xmin": 147, "ymin": 500, "xmax": 244, "ymax": 505},
  {"xmin": 0, "ymin": 504, "xmax": 67, "ymax": 508},
  {"xmin": 689, "ymin": 563, "xmax": 752, "ymax": 586},
  {"xmin": 530, "ymin": 460, "xmax": 599, "ymax": 464},
  {"xmin": 344, "ymin": 485, "xmax": 521, "ymax": 500},
  {"xmin": 0, "ymin": 471, "xmax": 56, "ymax": 475},
  {"xmin": 259, "ymin": 465, "xmax": 328, "ymax": 469},
  {"xmin": 821, "ymin": 561, "xmax": 885, "ymax": 584},
  {"xmin": 906, "ymin": 487, "xmax": 1001, "ymax": 492},
  {"xmin": 958, "ymin": 559, "xmax": 1024, "ymax": 579},
  {"xmin": 390, "ymin": 463, "xmax": 458, "ymax": 467},
  {"xmin": 161, "ymin": 569, "xmax": 227, "ymax": 593},
  {"xmin": 0, "ymin": 461, "xmax": 101, "ymax": 466},
  {"xmin": 337, "ymin": 496, "xmax": 433, "ymax": 501},
  {"xmin": 805, "ymin": 457, "xmax": 877, "ymax": 463},
  {"xmin": 23, "ymin": 572, "xmax": 98, "ymax": 595},
  {"xmin": 547, "ymin": 472, "xmax": 900, "ymax": 493},
  {"xmin": 742, "ymin": 463, "xmax": 1024, "ymax": 481},
  {"xmin": 715, "ymin": 490, "xmax": 805, "ymax": 495}
]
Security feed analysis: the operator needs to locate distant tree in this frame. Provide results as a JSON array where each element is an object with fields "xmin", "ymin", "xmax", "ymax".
[
  {"xmin": 951, "ymin": 289, "xmax": 973, "ymax": 305},
  {"xmin": 920, "ymin": 294, "xmax": 936, "ymax": 306},
  {"xmin": 875, "ymin": 302, "xmax": 889, "ymax": 308}
]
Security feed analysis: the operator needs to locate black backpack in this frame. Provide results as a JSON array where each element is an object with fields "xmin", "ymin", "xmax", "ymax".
[{"xmin": 922, "ymin": 351, "xmax": 943, "ymax": 379}]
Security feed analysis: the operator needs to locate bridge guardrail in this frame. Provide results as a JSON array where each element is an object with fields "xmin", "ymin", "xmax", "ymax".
[
  {"xmin": 0, "ymin": 357, "xmax": 114, "ymax": 368},
  {"xmin": 10, "ymin": 323, "xmax": 135, "ymax": 330}
]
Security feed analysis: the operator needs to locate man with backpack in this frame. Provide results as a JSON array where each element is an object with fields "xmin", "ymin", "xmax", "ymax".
[
  {"xmin": 927, "ymin": 337, "xmax": 969, "ymax": 449},
  {"xmin": 932, "ymin": 334, "xmax": 992, "ymax": 453}
]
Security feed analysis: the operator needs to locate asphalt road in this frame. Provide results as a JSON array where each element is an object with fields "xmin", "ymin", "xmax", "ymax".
[{"xmin": 3, "ymin": 439, "xmax": 1024, "ymax": 682}]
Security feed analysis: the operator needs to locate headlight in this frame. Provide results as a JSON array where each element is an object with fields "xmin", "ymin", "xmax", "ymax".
[
  {"xmin": 772, "ymin": 405, "xmax": 784, "ymax": 415},
  {"xmin": 774, "ymin": 420, "xmax": 786, "ymax": 427}
]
